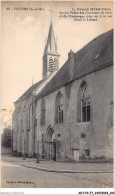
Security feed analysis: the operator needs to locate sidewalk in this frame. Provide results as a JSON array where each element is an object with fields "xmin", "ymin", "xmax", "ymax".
[{"xmin": 1, "ymin": 155, "xmax": 113, "ymax": 173}]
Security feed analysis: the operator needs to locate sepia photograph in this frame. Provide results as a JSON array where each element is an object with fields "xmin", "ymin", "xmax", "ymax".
[{"xmin": 1, "ymin": 0, "xmax": 114, "ymax": 191}]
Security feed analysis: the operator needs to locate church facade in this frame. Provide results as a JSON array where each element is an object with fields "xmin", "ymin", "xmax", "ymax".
[{"xmin": 12, "ymin": 22, "xmax": 113, "ymax": 162}]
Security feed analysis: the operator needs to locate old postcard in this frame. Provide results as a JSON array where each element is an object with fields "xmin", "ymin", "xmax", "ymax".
[{"xmin": 1, "ymin": 0, "xmax": 114, "ymax": 193}]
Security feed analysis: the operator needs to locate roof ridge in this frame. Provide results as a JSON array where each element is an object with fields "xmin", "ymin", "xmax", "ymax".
[
  {"xmin": 14, "ymin": 29, "xmax": 113, "ymax": 104},
  {"xmin": 74, "ymin": 29, "xmax": 113, "ymax": 58},
  {"xmin": 15, "ymin": 79, "xmax": 43, "ymax": 103},
  {"xmin": 36, "ymin": 29, "xmax": 113, "ymax": 100}
]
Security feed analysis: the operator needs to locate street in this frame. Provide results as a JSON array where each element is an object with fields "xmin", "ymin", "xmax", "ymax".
[{"xmin": 1, "ymin": 160, "xmax": 113, "ymax": 188}]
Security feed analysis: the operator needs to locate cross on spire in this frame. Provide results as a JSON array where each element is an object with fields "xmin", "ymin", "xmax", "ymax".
[
  {"xmin": 42, "ymin": 5, "xmax": 60, "ymax": 79},
  {"xmin": 49, "ymin": 4, "xmax": 55, "ymax": 22},
  {"xmin": 50, "ymin": 5, "xmax": 53, "ymax": 22}
]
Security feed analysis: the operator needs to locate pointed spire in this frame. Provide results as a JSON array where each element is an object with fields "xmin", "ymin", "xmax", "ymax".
[{"xmin": 43, "ymin": 21, "xmax": 59, "ymax": 56}]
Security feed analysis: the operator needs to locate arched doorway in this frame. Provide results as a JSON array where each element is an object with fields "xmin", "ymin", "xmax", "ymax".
[
  {"xmin": 45, "ymin": 126, "xmax": 56, "ymax": 161},
  {"xmin": 46, "ymin": 126, "xmax": 54, "ymax": 142}
]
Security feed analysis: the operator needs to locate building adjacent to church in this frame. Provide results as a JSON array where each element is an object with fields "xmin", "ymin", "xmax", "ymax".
[{"xmin": 12, "ymin": 22, "xmax": 113, "ymax": 162}]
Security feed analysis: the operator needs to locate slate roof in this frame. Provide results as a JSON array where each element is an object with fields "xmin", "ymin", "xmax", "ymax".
[
  {"xmin": 74, "ymin": 29, "xmax": 113, "ymax": 80},
  {"xmin": 15, "ymin": 80, "xmax": 43, "ymax": 103},
  {"xmin": 43, "ymin": 21, "xmax": 59, "ymax": 56},
  {"xmin": 15, "ymin": 29, "xmax": 113, "ymax": 103},
  {"xmin": 37, "ymin": 29, "xmax": 113, "ymax": 99}
]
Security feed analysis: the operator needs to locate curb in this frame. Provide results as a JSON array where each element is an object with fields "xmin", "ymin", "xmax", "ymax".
[
  {"xmin": 2, "ymin": 159, "xmax": 113, "ymax": 174},
  {"xmin": 22, "ymin": 165, "xmax": 113, "ymax": 174},
  {"xmin": 1, "ymin": 159, "xmax": 36, "ymax": 163}
]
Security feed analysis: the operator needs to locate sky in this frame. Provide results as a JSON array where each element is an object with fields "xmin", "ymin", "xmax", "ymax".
[{"xmin": 1, "ymin": 1, "xmax": 113, "ymax": 111}]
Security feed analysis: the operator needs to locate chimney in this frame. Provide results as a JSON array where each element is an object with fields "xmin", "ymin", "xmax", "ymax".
[{"xmin": 68, "ymin": 49, "xmax": 75, "ymax": 81}]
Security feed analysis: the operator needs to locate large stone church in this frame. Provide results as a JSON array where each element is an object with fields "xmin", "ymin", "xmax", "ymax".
[{"xmin": 12, "ymin": 21, "xmax": 113, "ymax": 162}]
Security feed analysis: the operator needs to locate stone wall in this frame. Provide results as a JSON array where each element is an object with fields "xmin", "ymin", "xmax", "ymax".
[
  {"xmin": 12, "ymin": 96, "xmax": 36, "ymax": 157},
  {"xmin": 36, "ymin": 65, "xmax": 113, "ymax": 161},
  {"xmin": 12, "ymin": 65, "xmax": 113, "ymax": 161}
]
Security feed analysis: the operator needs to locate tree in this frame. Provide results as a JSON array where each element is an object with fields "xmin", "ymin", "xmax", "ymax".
[{"xmin": 1, "ymin": 128, "xmax": 11, "ymax": 147}]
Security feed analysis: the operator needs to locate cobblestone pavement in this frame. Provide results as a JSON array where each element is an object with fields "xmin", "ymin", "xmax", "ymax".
[
  {"xmin": 1, "ymin": 155, "xmax": 113, "ymax": 172},
  {"xmin": 1, "ymin": 160, "xmax": 113, "ymax": 188}
]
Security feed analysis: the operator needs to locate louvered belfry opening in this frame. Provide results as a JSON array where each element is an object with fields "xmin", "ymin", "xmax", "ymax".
[{"xmin": 43, "ymin": 21, "xmax": 60, "ymax": 79}]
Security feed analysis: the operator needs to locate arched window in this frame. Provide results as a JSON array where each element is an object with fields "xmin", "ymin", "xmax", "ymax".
[
  {"xmin": 77, "ymin": 81, "xmax": 90, "ymax": 122},
  {"xmin": 55, "ymin": 92, "xmax": 63, "ymax": 124},
  {"xmin": 41, "ymin": 99, "xmax": 46, "ymax": 125}
]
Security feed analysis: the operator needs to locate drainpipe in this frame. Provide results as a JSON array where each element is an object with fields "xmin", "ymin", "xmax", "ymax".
[
  {"xmin": 23, "ymin": 139, "xmax": 25, "ymax": 160},
  {"xmin": 36, "ymin": 141, "xmax": 40, "ymax": 163}
]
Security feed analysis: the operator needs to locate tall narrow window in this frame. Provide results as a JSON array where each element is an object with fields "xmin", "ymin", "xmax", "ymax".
[
  {"xmin": 49, "ymin": 57, "xmax": 54, "ymax": 72},
  {"xmin": 77, "ymin": 81, "xmax": 90, "ymax": 122},
  {"xmin": 55, "ymin": 92, "xmax": 63, "ymax": 124},
  {"xmin": 81, "ymin": 85, "xmax": 90, "ymax": 122},
  {"xmin": 54, "ymin": 58, "xmax": 58, "ymax": 70},
  {"xmin": 41, "ymin": 99, "xmax": 46, "ymax": 125},
  {"xmin": 28, "ymin": 104, "xmax": 32, "ymax": 130},
  {"xmin": 27, "ymin": 106, "xmax": 31, "ymax": 131}
]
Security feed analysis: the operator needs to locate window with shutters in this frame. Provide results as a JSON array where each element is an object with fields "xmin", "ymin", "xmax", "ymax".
[
  {"xmin": 54, "ymin": 58, "xmax": 58, "ymax": 70},
  {"xmin": 49, "ymin": 57, "xmax": 54, "ymax": 72}
]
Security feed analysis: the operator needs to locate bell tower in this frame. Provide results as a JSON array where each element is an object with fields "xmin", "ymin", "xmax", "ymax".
[{"xmin": 42, "ymin": 21, "xmax": 60, "ymax": 79}]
